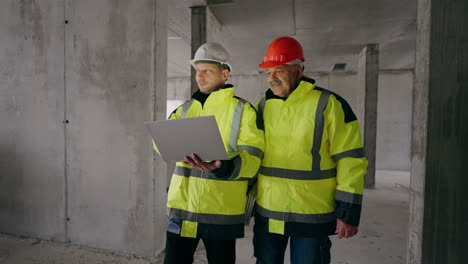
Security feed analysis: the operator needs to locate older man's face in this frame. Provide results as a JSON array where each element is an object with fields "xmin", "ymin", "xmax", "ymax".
[{"xmin": 265, "ymin": 64, "xmax": 303, "ymax": 98}]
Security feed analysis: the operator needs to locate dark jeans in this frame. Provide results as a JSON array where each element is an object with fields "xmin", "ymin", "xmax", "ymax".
[
  {"xmin": 253, "ymin": 229, "xmax": 332, "ymax": 264},
  {"xmin": 164, "ymin": 231, "xmax": 236, "ymax": 264}
]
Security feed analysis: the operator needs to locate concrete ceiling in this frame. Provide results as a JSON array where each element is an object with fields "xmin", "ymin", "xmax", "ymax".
[{"xmin": 168, "ymin": 0, "xmax": 416, "ymax": 77}]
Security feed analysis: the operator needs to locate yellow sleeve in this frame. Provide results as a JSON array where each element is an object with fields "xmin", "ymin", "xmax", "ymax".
[
  {"xmin": 325, "ymin": 94, "xmax": 367, "ymax": 226},
  {"xmin": 229, "ymin": 103, "xmax": 265, "ymax": 181}
]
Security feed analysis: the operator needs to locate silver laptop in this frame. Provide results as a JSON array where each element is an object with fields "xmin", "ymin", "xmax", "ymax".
[{"xmin": 145, "ymin": 116, "xmax": 229, "ymax": 162}]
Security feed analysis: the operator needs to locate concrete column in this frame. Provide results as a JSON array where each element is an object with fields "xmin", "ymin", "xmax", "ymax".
[
  {"xmin": 153, "ymin": 0, "xmax": 169, "ymax": 255},
  {"xmin": 358, "ymin": 44, "xmax": 379, "ymax": 188},
  {"xmin": 408, "ymin": 0, "xmax": 468, "ymax": 263},
  {"xmin": 190, "ymin": 5, "xmax": 225, "ymax": 94},
  {"xmin": 191, "ymin": 6, "xmax": 207, "ymax": 94}
]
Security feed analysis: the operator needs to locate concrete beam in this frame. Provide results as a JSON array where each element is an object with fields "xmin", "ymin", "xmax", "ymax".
[
  {"xmin": 358, "ymin": 44, "xmax": 379, "ymax": 189},
  {"xmin": 408, "ymin": 0, "xmax": 468, "ymax": 263}
]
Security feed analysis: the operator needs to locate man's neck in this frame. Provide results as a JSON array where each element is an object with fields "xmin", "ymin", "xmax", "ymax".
[
  {"xmin": 193, "ymin": 83, "xmax": 231, "ymax": 106},
  {"xmin": 200, "ymin": 82, "xmax": 228, "ymax": 94}
]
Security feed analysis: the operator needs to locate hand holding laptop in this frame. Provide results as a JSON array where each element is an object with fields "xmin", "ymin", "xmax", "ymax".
[{"xmin": 183, "ymin": 153, "xmax": 222, "ymax": 172}]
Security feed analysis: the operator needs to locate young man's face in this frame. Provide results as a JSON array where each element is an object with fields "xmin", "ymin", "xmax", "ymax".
[
  {"xmin": 265, "ymin": 64, "xmax": 303, "ymax": 97},
  {"xmin": 195, "ymin": 63, "xmax": 228, "ymax": 94}
]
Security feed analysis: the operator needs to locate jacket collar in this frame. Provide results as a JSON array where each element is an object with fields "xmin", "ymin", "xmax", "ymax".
[
  {"xmin": 265, "ymin": 76, "xmax": 316, "ymax": 102},
  {"xmin": 192, "ymin": 83, "xmax": 234, "ymax": 106}
]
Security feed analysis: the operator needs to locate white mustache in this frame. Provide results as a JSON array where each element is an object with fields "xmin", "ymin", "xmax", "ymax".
[{"xmin": 270, "ymin": 80, "xmax": 283, "ymax": 86}]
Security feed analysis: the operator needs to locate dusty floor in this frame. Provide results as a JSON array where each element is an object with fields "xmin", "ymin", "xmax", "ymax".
[{"xmin": 0, "ymin": 170, "xmax": 409, "ymax": 264}]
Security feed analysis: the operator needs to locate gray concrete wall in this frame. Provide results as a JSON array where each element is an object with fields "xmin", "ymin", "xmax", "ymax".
[
  {"xmin": 206, "ymin": 6, "xmax": 225, "ymax": 46},
  {"xmin": 167, "ymin": 77, "xmax": 191, "ymax": 101},
  {"xmin": 377, "ymin": 71, "xmax": 413, "ymax": 171},
  {"xmin": 0, "ymin": 0, "xmax": 167, "ymax": 257},
  {"xmin": 326, "ymin": 72, "xmax": 359, "ymax": 114},
  {"xmin": 230, "ymin": 74, "xmax": 265, "ymax": 104},
  {"xmin": 0, "ymin": 0, "xmax": 66, "ymax": 241}
]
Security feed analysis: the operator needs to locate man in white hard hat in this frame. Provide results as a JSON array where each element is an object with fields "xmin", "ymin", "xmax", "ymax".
[{"xmin": 158, "ymin": 43, "xmax": 264, "ymax": 264}]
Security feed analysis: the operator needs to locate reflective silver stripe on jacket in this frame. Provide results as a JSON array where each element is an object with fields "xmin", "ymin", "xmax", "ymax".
[
  {"xmin": 168, "ymin": 208, "xmax": 244, "ymax": 224},
  {"xmin": 335, "ymin": 190, "xmax": 363, "ymax": 205},
  {"xmin": 180, "ymin": 99, "xmax": 194, "ymax": 118},
  {"xmin": 255, "ymin": 204, "xmax": 336, "ymax": 224},
  {"xmin": 228, "ymin": 100, "xmax": 246, "ymax": 155},
  {"xmin": 259, "ymin": 166, "xmax": 336, "ymax": 180},
  {"xmin": 311, "ymin": 91, "xmax": 331, "ymax": 171},
  {"xmin": 331, "ymin": 148, "xmax": 365, "ymax": 161},
  {"xmin": 238, "ymin": 145, "xmax": 263, "ymax": 159}
]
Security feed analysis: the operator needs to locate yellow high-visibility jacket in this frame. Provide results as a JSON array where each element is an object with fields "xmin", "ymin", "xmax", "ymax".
[
  {"xmin": 255, "ymin": 76, "xmax": 367, "ymax": 236},
  {"xmin": 161, "ymin": 85, "xmax": 264, "ymax": 239}
]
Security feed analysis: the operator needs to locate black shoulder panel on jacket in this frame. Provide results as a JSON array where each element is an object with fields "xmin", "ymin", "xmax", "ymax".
[
  {"xmin": 301, "ymin": 76, "xmax": 316, "ymax": 84},
  {"xmin": 168, "ymin": 108, "xmax": 178, "ymax": 119},
  {"xmin": 314, "ymin": 86, "xmax": 357, "ymax": 123}
]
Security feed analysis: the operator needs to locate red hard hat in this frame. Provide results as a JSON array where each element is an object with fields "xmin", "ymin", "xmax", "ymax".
[{"xmin": 259, "ymin": 36, "xmax": 305, "ymax": 68}]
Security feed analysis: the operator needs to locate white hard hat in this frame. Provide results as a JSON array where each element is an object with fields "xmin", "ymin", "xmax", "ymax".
[{"xmin": 190, "ymin": 42, "xmax": 232, "ymax": 71}]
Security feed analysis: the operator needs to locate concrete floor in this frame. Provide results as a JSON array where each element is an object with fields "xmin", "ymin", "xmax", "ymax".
[{"xmin": 0, "ymin": 170, "xmax": 409, "ymax": 264}]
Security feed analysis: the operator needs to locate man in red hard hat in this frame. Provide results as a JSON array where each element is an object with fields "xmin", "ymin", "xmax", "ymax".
[{"xmin": 253, "ymin": 36, "xmax": 368, "ymax": 264}]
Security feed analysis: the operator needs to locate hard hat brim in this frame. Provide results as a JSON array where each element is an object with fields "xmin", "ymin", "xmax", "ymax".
[
  {"xmin": 259, "ymin": 58, "xmax": 305, "ymax": 69},
  {"xmin": 258, "ymin": 60, "xmax": 287, "ymax": 69},
  {"xmin": 191, "ymin": 59, "xmax": 232, "ymax": 72}
]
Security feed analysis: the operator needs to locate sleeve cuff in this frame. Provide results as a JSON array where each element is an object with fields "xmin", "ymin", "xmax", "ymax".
[
  {"xmin": 210, "ymin": 159, "xmax": 235, "ymax": 179},
  {"xmin": 335, "ymin": 200, "xmax": 362, "ymax": 226}
]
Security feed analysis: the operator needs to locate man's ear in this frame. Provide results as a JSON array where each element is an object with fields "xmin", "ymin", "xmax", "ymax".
[
  {"xmin": 222, "ymin": 69, "xmax": 229, "ymax": 81},
  {"xmin": 297, "ymin": 64, "xmax": 304, "ymax": 77}
]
